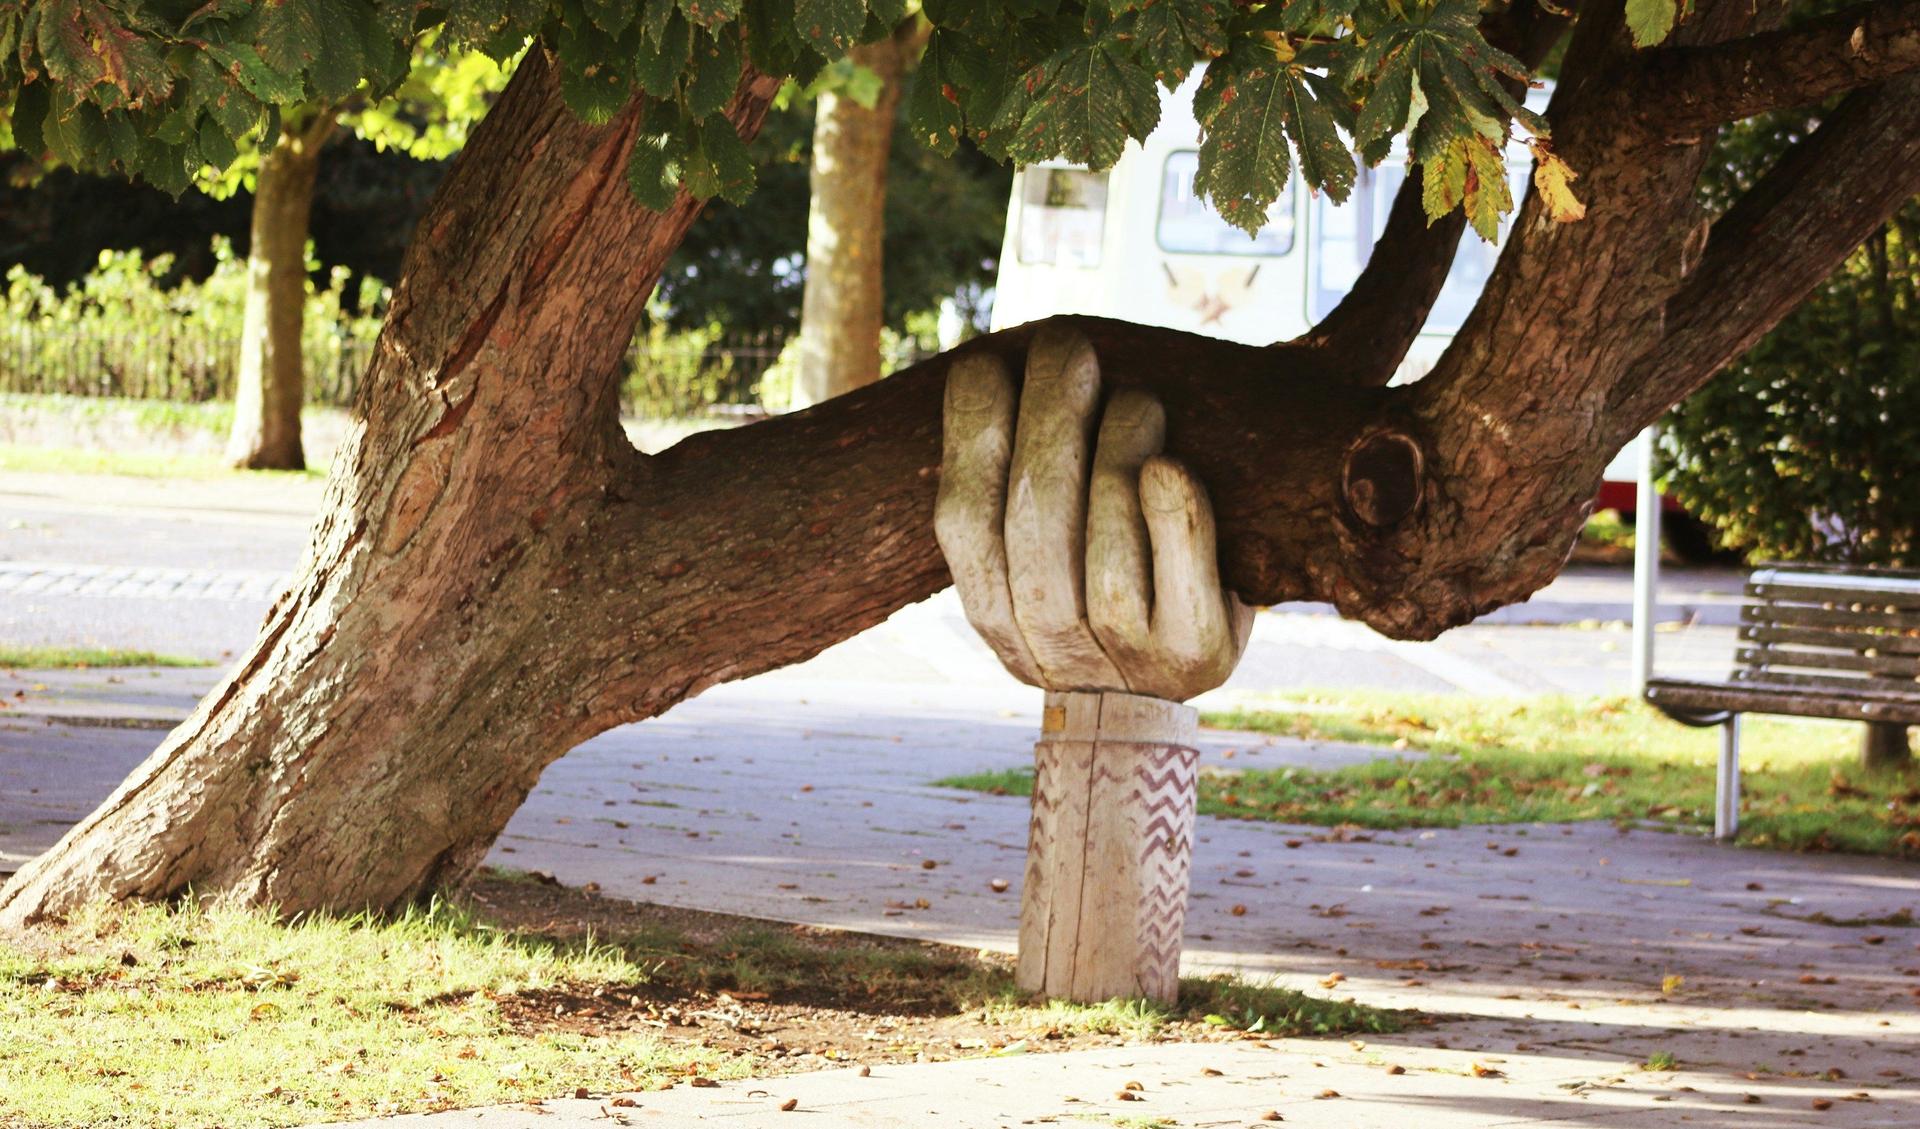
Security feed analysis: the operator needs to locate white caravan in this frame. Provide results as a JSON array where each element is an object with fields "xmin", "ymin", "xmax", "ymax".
[
  {"xmin": 991, "ymin": 70, "xmax": 1537, "ymax": 378},
  {"xmin": 989, "ymin": 73, "xmax": 1665, "ymax": 525}
]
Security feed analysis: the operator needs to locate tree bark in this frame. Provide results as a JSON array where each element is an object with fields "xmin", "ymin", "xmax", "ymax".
[
  {"xmin": 225, "ymin": 113, "xmax": 335, "ymax": 471},
  {"xmin": 792, "ymin": 26, "xmax": 917, "ymax": 408},
  {"xmin": 9, "ymin": 2, "xmax": 1920, "ymax": 928},
  {"xmin": 1649, "ymin": 0, "xmax": 1920, "ymax": 128}
]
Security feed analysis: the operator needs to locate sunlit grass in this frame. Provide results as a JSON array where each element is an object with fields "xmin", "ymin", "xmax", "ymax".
[
  {"xmin": 0, "ymin": 645, "xmax": 213, "ymax": 669},
  {"xmin": 0, "ymin": 900, "xmax": 727, "ymax": 1129},
  {"xmin": 938, "ymin": 692, "xmax": 1920, "ymax": 857}
]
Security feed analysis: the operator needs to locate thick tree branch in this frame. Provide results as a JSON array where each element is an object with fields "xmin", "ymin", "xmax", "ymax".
[
  {"xmin": 1652, "ymin": 0, "xmax": 1920, "ymax": 128},
  {"xmin": 1293, "ymin": 0, "xmax": 1573, "ymax": 386},
  {"xmin": 1290, "ymin": 171, "xmax": 1467, "ymax": 386},
  {"xmin": 1609, "ymin": 73, "xmax": 1920, "ymax": 433}
]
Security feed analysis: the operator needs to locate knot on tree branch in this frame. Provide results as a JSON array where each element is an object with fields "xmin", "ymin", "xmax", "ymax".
[{"xmin": 1342, "ymin": 430, "xmax": 1425, "ymax": 529}]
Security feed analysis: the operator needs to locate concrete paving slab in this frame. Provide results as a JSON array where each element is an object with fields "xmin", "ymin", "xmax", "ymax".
[{"xmin": 335, "ymin": 1032, "xmax": 1916, "ymax": 1128}]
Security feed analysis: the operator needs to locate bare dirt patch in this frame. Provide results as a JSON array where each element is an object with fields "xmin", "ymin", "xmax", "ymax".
[{"xmin": 464, "ymin": 869, "xmax": 1410, "ymax": 1076}]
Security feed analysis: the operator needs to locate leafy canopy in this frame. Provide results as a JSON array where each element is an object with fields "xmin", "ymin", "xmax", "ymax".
[
  {"xmin": 1, "ymin": 0, "xmax": 1654, "ymax": 233},
  {"xmin": 196, "ymin": 33, "xmax": 511, "ymax": 198}
]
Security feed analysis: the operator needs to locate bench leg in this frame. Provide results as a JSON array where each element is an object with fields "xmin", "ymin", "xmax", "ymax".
[
  {"xmin": 1862, "ymin": 721, "xmax": 1912, "ymax": 772},
  {"xmin": 1715, "ymin": 715, "xmax": 1742, "ymax": 841}
]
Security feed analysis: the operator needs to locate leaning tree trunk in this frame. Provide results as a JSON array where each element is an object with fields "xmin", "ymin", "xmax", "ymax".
[
  {"xmin": 792, "ymin": 28, "xmax": 913, "ymax": 407},
  {"xmin": 8, "ymin": 4, "xmax": 1920, "ymax": 929},
  {"xmin": 226, "ymin": 114, "xmax": 335, "ymax": 471},
  {"xmin": 1, "ymin": 54, "xmax": 789, "ymax": 924}
]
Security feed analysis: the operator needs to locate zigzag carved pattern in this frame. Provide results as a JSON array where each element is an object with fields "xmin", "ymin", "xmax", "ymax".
[
  {"xmin": 1133, "ymin": 757, "xmax": 1197, "ymax": 798},
  {"xmin": 1133, "ymin": 744, "xmax": 1198, "ymax": 866},
  {"xmin": 1140, "ymin": 813, "xmax": 1183, "ymax": 848},
  {"xmin": 1136, "ymin": 876, "xmax": 1190, "ymax": 972},
  {"xmin": 1129, "ymin": 745, "xmax": 1197, "ymax": 992}
]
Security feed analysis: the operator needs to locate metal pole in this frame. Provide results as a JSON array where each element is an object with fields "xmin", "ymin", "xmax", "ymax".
[
  {"xmin": 1630, "ymin": 423, "xmax": 1663, "ymax": 693},
  {"xmin": 1715, "ymin": 715, "xmax": 1742, "ymax": 841}
]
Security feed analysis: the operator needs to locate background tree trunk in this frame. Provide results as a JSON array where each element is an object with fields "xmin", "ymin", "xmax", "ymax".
[
  {"xmin": 225, "ymin": 113, "xmax": 336, "ymax": 471},
  {"xmin": 791, "ymin": 25, "xmax": 917, "ymax": 408}
]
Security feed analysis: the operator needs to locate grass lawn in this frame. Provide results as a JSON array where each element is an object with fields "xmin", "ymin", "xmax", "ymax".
[
  {"xmin": 937, "ymin": 692, "xmax": 1920, "ymax": 858},
  {"xmin": 0, "ymin": 899, "xmax": 714, "ymax": 1129},
  {"xmin": 0, "ymin": 871, "xmax": 1398, "ymax": 1128},
  {"xmin": 0, "ymin": 645, "xmax": 214, "ymax": 669}
]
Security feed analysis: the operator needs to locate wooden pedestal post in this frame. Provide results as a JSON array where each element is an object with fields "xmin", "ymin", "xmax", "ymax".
[{"xmin": 1017, "ymin": 690, "xmax": 1200, "ymax": 1004}]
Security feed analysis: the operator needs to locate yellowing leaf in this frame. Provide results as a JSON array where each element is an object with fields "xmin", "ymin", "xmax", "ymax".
[
  {"xmin": 1262, "ymin": 32, "xmax": 1296, "ymax": 63},
  {"xmin": 1532, "ymin": 145, "xmax": 1587, "ymax": 223},
  {"xmin": 1421, "ymin": 144, "xmax": 1467, "ymax": 224},
  {"xmin": 1624, "ymin": 0, "xmax": 1679, "ymax": 47},
  {"xmin": 1464, "ymin": 135, "xmax": 1510, "ymax": 242}
]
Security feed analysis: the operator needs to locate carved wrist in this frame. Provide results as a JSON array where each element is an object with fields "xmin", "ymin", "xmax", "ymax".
[{"xmin": 1040, "ymin": 690, "xmax": 1198, "ymax": 749}]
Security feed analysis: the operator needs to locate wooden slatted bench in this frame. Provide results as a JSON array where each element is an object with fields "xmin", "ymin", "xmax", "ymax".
[{"xmin": 1644, "ymin": 564, "xmax": 1920, "ymax": 840}]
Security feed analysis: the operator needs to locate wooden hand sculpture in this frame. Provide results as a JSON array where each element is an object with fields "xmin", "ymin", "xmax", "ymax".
[
  {"xmin": 934, "ymin": 326, "xmax": 1253, "ymax": 1004},
  {"xmin": 935, "ymin": 326, "xmax": 1253, "ymax": 700}
]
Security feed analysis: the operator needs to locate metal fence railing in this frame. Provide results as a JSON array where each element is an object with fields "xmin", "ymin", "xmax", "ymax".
[
  {"xmin": 0, "ymin": 320, "xmax": 938, "ymax": 418},
  {"xmin": 621, "ymin": 327, "xmax": 792, "ymax": 420},
  {"xmin": 0, "ymin": 319, "xmax": 376, "ymax": 407}
]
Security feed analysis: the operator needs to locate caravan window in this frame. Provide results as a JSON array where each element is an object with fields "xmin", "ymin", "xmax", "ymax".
[
  {"xmin": 1156, "ymin": 151, "xmax": 1294, "ymax": 255},
  {"xmin": 1017, "ymin": 169, "xmax": 1109, "ymax": 267}
]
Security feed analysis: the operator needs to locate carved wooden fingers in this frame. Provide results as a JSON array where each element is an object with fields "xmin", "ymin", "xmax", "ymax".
[{"xmin": 936, "ymin": 327, "xmax": 1252, "ymax": 701}]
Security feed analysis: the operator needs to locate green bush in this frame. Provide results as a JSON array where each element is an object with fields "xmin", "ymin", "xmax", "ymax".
[{"xmin": 1662, "ymin": 107, "xmax": 1920, "ymax": 565}]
